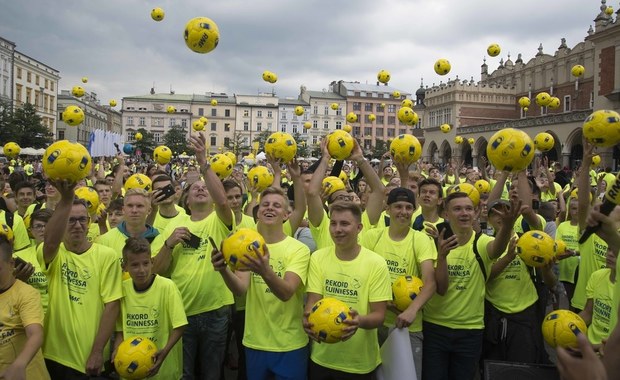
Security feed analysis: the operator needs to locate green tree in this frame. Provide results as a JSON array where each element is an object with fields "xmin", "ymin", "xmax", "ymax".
[
  {"xmin": 224, "ymin": 132, "xmax": 248, "ymax": 157},
  {"xmin": 163, "ymin": 125, "xmax": 191, "ymax": 155},
  {"xmin": 253, "ymin": 130, "xmax": 272, "ymax": 152},
  {"xmin": 372, "ymin": 139, "xmax": 388, "ymax": 159},
  {"xmin": 133, "ymin": 128, "xmax": 156, "ymax": 158},
  {"xmin": 292, "ymin": 132, "xmax": 309, "ymax": 158},
  {"xmin": 0, "ymin": 100, "xmax": 53, "ymax": 148}
]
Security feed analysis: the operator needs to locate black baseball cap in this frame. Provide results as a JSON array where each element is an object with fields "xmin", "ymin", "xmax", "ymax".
[
  {"xmin": 387, "ymin": 187, "xmax": 416, "ymax": 206},
  {"xmin": 487, "ymin": 199, "xmax": 510, "ymax": 215}
]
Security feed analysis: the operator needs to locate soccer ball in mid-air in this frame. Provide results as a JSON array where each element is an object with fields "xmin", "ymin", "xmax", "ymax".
[
  {"xmin": 582, "ymin": 109, "xmax": 620, "ymax": 148},
  {"xmin": 62, "ymin": 105, "xmax": 85, "ymax": 126},
  {"xmin": 535, "ymin": 92, "xmax": 551, "ymax": 107},
  {"xmin": 3, "ymin": 142, "xmax": 20, "ymax": 158},
  {"xmin": 262, "ymin": 70, "xmax": 278, "ymax": 84},
  {"xmin": 114, "ymin": 337, "xmax": 157, "ymax": 380},
  {"xmin": 109, "ymin": 99, "xmax": 117, "ymax": 107},
  {"xmin": 390, "ymin": 134, "xmax": 422, "ymax": 165},
  {"xmin": 184, "ymin": 17, "xmax": 220, "ymax": 54},
  {"xmin": 192, "ymin": 120, "xmax": 205, "ymax": 131},
  {"xmin": 303, "ymin": 122, "xmax": 312, "ymax": 130},
  {"xmin": 548, "ymin": 97, "xmax": 561, "ymax": 110},
  {"xmin": 71, "ymin": 86, "xmax": 85, "ymax": 97},
  {"xmin": 467, "ymin": 138, "xmax": 475, "ymax": 145},
  {"xmin": 123, "ymin": 143, "xmax": 134, "ymax": 155},
  {"xmin": 541, "ymin": 310, "xmax": 587, "ymax": 349},
  {"xmin": 223, "ymin": 151, "xmax": 236, "ymax": 165},
  {"xmin": 368, "ymin": 114, "xmax": 376, "ymax": 122},
  {"xmin": 43, "ymin": 140, "xmax": 92, "ymax": 182},
  {"xmin": 307, "ymin": 297, "xmax": 352, "ymax": 343},
  {"xmin": 392, "ymin": 91, "xmax": 401, "ymax": 98},
  {"xmin": 534, "ymin": 132, "xmax": 555, "ymax": 152},
  {"xmin": 401, "ymin": 99, "xmax": 414, "ymax": 108},
  {"xmin": 346, "ymin": 112, "xmax": 358, "ymax": 123},
  {"xmin": 124, "ymin": 174, "xmax": 152, "ymax": 192},
  {"xmin": 210, "ymin": 154, "xmax": 233, "ymax": 179},
  {"xmin": 75, "ymin": 187, "xmax": 100, "ymax": 215},
  {"xmin": 221, "ymin": 228, "xmax": 266, "ymax": 271},
  {"xmin": 486, "ymin": 128, "xmax": 535, "ymax": 172},
  {"xmin": 166, "ymin": 106, "xmax": 176, "ymax": 113},
  {"xmin": 211, "ymin": 99, "xmax": 218, "ymax": 106},
  {"xmin": 518, "ymin": 96, "xmax": 531, "ymax": 108},
  {"xmin": 440, "ymin": 124, "xmax": 451, "ymax": 133},
  {"xmin": 487, "ymin": 43, "xmax": 501, "ymax": 57},
  {"xmin": 377, "ymin": 69, "xmax": 391, "ymax": 84},
  {"xmin": 331, "ymin": 103, "xmax": 339, "ymax": 110},
  {"xmin": 327, "ymin": 130, "xmax": 354, "ymax": 160},
  {"xmin": 454, "ymin": 136, "xmax": 464, "ymax": 144},
  {"xmin": 247, "ymin": 166, "xmax": 274, "ymax": 192},
  {"xmin": 516, "ymin": 230, "xmax": 556, "ymax": 267},
  {"xmin": 135, "ymin": 132, "xmax": 143, "ymax": 141},
  {"xmin": 447, "ymin": 183, "xmax": 480, "ymax": 207},
  {"xmin": 392, "ymin": 275, "xmax": 424, "ymax": 312},
  {"xmin": 571, "ymin": 64, "xmax": 585, "ymax": 77},
  {"xmin": 264, "ymin": 132, "xmax": 297, "ymax": 163},
  {"xmin": 434, "ymin": 59, "xmax": 451, "ymax": 75},
  {"xmin": 153, "ymin": 146, "xmax": 172, "ymax": 165},
  {"xmin": 151, "ymin": 7, "xmax": 164, "ymax": 21},
  {"xmin": 343, "ymin": 124, "xmax": 352, "ymax": 133},
  {"xmin": 397, "ymin": 107, "xmax": 415, "ymax": 124},
  {"xmin": 322, "ymin": 176, "xmax": 346, "ymax": 196},
  {"xmin": 294, "ymin": 106, "xmax": 305, "ymax": 116}
]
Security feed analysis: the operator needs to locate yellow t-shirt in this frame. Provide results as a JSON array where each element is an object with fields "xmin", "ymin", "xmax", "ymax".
[
  {"xmin": 556, "ymin": 221, "xmax": 580, "ymax": 283},
  {"xmin": 243, "ymin": 237, "xmax": 310, "ymax": 352},
  {"xmin": 572, "ymin": 234, "xmax": 608, "ymax": 310},
  {"xmin": 610, "ymin": 257, "xmax": 620, "ymax": 334},
  {"xmin": 153, "ymin": 206, "xmax": 187, "ymax": 233},
  {"xmin": 514, "ymin": 214, "xmax": 547, "ymax": 235},
  {"xmin": 86, "ymin": 222, "xmax": 102, "ymax": 243},
  {"xmin": 485, "ymin": 254, "xmax": 538, "ymax": 314},
  {"xmin": 424, "ymin": 233, "xmax": 494, "ymax": 329},
  {"xmin": 117, "ymin": 275, "xmax": 188, "ymax": 380},
  {"xmin": 96, "ymin": 226, "xmax": 165, "ymax": 267},
  {"xmin": 306, "ymin": 246, "xmax": 392, "ymax": 374},
  {"xmin": 585, "ymin": 268, "xmax": 615, "ymax": 345},
  {"xmin": 540, "ymin": 182, "xmax": 562, "ymax": 202},
  {"xmin": 359, "ymin": 228, "xmax": 436, "ymax": 332},
  {"xmin": 0, "ymin": 280, "xmax": 50, "ymax": 379},
  {"xmin": 37, "ymin": 243, "xmax": 123, "ymax": 373},
  {"xmin": 1, "ymin": 210, "xmax": 30, "ymax": 251},
  {"xmin": 14, "ymin": 245, "xmax": 48, "ymax": 314},
  {"xmin": 162, "ymin": 213, "xmax": 234, "ymax": 317},
  {"xmin": 309, "ymin": 209, "xmax": 333, "ymax": 250},
  {"xmin": 361, "ymin": 210, "xmax": 387, "ymax": 231}
]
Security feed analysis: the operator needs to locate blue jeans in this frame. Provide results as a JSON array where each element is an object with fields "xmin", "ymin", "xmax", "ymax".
[
  {"xmin": 183, "ymin": 306, "xmax": 231, "ymax": 380},
  {"xmin": 245, "ymin": 346, "xmax": 308, "ymax": 380},
  {"xmin": 422, "ymin": 321, "xmax": 483, "ymax": 380}
]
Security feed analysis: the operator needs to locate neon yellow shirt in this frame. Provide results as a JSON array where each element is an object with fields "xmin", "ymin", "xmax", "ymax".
[
  {"xmin": 359, "ymin": 227, "xmax": 436, "ymax": 332},
  {"xmin": 96, "ymin": 227, "xmax": 165, "ymax": 265},
  {"xmin": 309, "ymin": 209, "xmax": 333, "ymax": 250},
  {"xmin": 117, "ymin": 275, "xmax": 188, "ymax": 380},
  {"xmin": 1, "ymin": 210, "xmax": 30, "ymax": 251},
  {"xmin": 585, "ymin": 268, "xmax": 615, "ymax": 345},
  {"xmin": 424, "ymin": 233, "xmax": 494, "ymax": 329},
  {"xmin": 306, "ymin": 246, "xmax": 392, "ymax": 374},
  {"xmin": 572, "ymin": 234, "xmax": 608, "ymax": 310},
  {"xmin": 514, "ymin": 214, "xmax": 546, "ymax": 235},
  {"xmin": 163, "ymin": 213, "xmax": 234, "ymax": 316},
  {"xmin": 556, "ymin": 221, "xmax": 580, "ymax": 283},
  {"xmin": 37, "ymin": 243, "xmax": 123, "ymax": 373},
  {"xmin": 610, "ymin": 257, "xmax": 620, "ymax": 334},
  {"xmin": 540, "ymin": 182, "xmax": 562, "ymax": 202},
  {"xmin": 485, "ymin": 253, "xmax": 537, "ymax": 314},
  {"xmin": 361, "ymin": 210, "xmax": 387, "ymax": 231},
  {"xmin": 0, "ymin": 280, "xmax": 49, "ymax": 379},
  {"xmin": 153, "ymin": 206, "xmax": 187, "ymax": 233},
  {"xmin": 14, "ymin": 245, "xmax": 48, "ymax": 314},
  {"xmin": 243, "ymin": 237, "xmax": 310, "ymax": 352}
]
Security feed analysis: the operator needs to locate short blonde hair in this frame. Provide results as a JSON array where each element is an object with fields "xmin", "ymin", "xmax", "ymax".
[{"xmin": 124, "ymin": 188, "xmax": 150, "ymax": 202}]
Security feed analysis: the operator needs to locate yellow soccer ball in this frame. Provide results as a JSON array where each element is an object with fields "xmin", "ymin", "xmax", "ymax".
[
  {"xmin": 342, "ymin": 124, "xmax": 352, "ymax": 133},
  {"xmin": 330, "ymin": 103, "xmax": 339, "ymax": 110},
  {"xmin": 401, "ymin": 99, "xmax": 414, "ymax": 108},
  {"xmin": 455, "ymin": 136, "xmax": 464, "ymax": 144},
  {"xmin": 109, "ymin": 99, "xmax": 117, "ymax": 107},
  {"xmin": 338, "ymin": 171, "xmax": 348, "ymax": 183},
  {"xmin": 486, "ymin": 128, "xmax": 535, "ymax": 172},
  {"xmin": 368, "ymin": 114, "xmax": 376, "ymax": 122},
  {"xmin": 43, "ymin": 140, "xmax": 92, "ymax": 182},
  {"xmin": 166, "ymin": 105, "xmax": 176, "ymax": 113},
  {"xmin": 535, "ymin": 92, "xmax": 552, "ymax": 107},
  {"xmin": 467, "ymin": 138, "xmax": 475, "ymax": 145},
  {"xmin": 592, "ymin": 154, "xmax": 601, "ymax": 167},
  {"xmin": 524, "ymin": 107, "xmax": 529, "ymax": 112},
  {"xmin": 210, "ymin": 154, "xmax": 233, "ymax": 179},
  {"xmin": 192, "ymin": 120, "xmax": 205, "ymax": 131},
  {"xmin": 548, "ymin": 97, "xmax": 561, "ymax": 110},
  {"xmin": 247, "ymin": 166, "xmax": 274, "ymax": 192},
  {"xmin": 294, "ymin": 106, "xmax": 305, "ymax": 116},
  {"xmin": 606, "ymin": 6, "xmax": 614, "ymax": 15},
  {"xmin": 447, "ymin": 183, "xmax": 480, "ymax": 206},
  {"xmin": 555, "ymin": 240, "xmax": 567, "ymax": 255},
  {"xmin": 392, "ymin": 275, "xmax": 424, "ymax": 312},
  {"xmin": 124, "ymin": 174, "xmax": 152, "ymax": 192},
  {"xmin": 377, "ymin": 69, "xmax": 391, "ymax": 84},
  {"xmin": 474, "ymin": 179, "xmax": 491, "ymax": 194},
  {"xmin": 211, "ymin": 99, "xmax": 218, "ymax": 106},
  {"xmin": 440, "ymin": 124, "xmax": 451, "ymax": 133},
  {"xmin": 534, "ymin": 132, "xmax": 555, "ymax": 152},
  {"xmin": 0, "ymin": 223, "xmax": 14, "ymax": 243},
  {"xmin": 571, "ymin": 64, "xmax": 585, "ymax": 77},
  {"xmin": 221, "ymin": 228, "xmax": 266, "ymax": 271},
  {"xmin": 322, "ymin": 176, "xmax": 346, "ymax": 196},
  {"xmin": 151, "ymin": 7, "xmax": 164, "ymax": 21},
  {"xmin": 264, "ymin": 132, "xmax": 297, "ymax": 163},
  {"xmin": 71, "ymin": 86, "xmax": 85, "ymax": 97},
  {"xmin": 75, "ymin": 187, "xmax": 100, "ymax": 215},
  {"xmin": 434, "ymin": 59, "xmax": 451, "ymax": 75},
  {"xmin": 200, "ymin": 117, "xmax": 208, "ymax": 124},
  {"xmin": 307, "ymin": 297, "xmax": 352, "ymax": 343},
  {"xmin": 184, "ymin": 17, "xmax": 220, "ymax": 54},
  {"xmin": 397, "ymin": 107, "xmax": 415, "ymax": 124},
  {"xmin": 135, "ymin": 132, "xmax": 143, "ymax": 141},
  {"xmin": 224, "ymin": 151, "xmax": 237, "ymax": 166},
  {"xmin": 326, "ymin": 130, "xmax": 354, "ymax": 160},
  {"xmin": 262, "ymin": 70, "xmax": 278, "ymax": 84},
  {"xmin": 542, "ymin": 310, "xmax": 587, "ymax": 349},
  {"xmin": 392, "ymin": 91, "xmax": 401, "ymax": 98},
  {"xmin": 303, "ymin": 121, "xmax": 312, "ymax": 130},
  {"xmin": 346, "ymin": 112, "xmax": 358, "ymax": 123},
  {"xmin": 390, "ymin": 134, "xmax": 422, "ymax": 165},
  {"xmin": 583, "ymin": 109, "xmax": 620, "ymax": 148},
  {"xmin": 81, "ymin": 77, "xmax": 88, "ymax": 83},
  {"xmin": 3, "ymin": 142, "xmax": 20, "ymax": 158},
  {"xmin": 487, "ymin": 43, "xmax": 501, "ymax": 57},
  {"xmin": 62, "ymin": 105, "xmax": 85, "ymax": 126},
  {"xmin": 518, "ymin": 96, "xmax": 531, "ymax": 108},
  {"xmin": 114, "ymin": 337, "xmax": 158, "ymax": 380},
  {"xmin": 516, "ymin": 230, "xmax": 556, "ymax": 267},
  {"xmin": 153, "ymin": 145, "xmax": 172, "ymax": 165}
]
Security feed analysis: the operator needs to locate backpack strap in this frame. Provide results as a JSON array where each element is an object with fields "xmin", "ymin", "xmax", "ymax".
[
  {"xmin": 412, "ymin": 214, "xmax": 425, "ymax": 231},
  {"xmin": 471, "ymin": 232, "xmax": 487, "ymax": 281}
]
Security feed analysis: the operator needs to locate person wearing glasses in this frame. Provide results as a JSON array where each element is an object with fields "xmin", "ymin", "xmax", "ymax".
[{"xmin": 37, "ymin": 180, "xmax": 123, "ymax": 378}]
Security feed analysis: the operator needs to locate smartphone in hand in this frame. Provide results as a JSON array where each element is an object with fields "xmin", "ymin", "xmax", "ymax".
[
  {"xmin": 184, "ymin": 233, "xmax": 202, "ymax": 249},
  {"xmin": 155, "ymin": 184, "xmax": 176, "ymax": 201},
  {"xmin": 436, "ymin": 222, "xmax": 454, "ymax": 240}
]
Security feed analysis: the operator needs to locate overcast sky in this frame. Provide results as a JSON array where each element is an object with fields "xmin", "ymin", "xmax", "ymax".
[{"xmin": 0, "ymin": 0, "xmax": 604, "ymax": 105}]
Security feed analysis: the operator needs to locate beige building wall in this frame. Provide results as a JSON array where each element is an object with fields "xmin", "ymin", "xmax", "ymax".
[{"xmin": 234, "ymin": 94, "xmax": 279, "ymax": 151}]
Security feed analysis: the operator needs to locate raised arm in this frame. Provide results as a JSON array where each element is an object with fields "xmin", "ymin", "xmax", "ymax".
[
  {"xmin": 487, "ymin": 170, "xmax": 508, "ymax": 204},
  {"xmin": 286, "ymin": 159, "xmax": 306, "ymax": 233},
  {"xmin": 306, "ymin": 139, "xmax": 330, "ymax": 227},
  {"xmin": 42, "ymin": 180, "xmax": 76, "ymax": 265},
  {"xmin": 352, "ymin": 139, "xmax": 385, "ymax": 225},
  {"xmin": 515, "ymin": 170, "xmax": 541, "ymax": 230},
  {"xmin": 111, "ymin": 153, "xmax": 125, "ymax": 200},
  {"xmin": 486, "ymin": 197, "xmax": 522, "ymax": 260}
]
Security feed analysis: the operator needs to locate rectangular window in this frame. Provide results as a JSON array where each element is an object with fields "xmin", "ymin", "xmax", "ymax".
[
  {"xmin": 139, "ymin": 117, "xmax": 145, "ymax": 126},
  {"xmin": 50, "ymin": 82, "xmax": 54, "ymax": 91},
  {"xmin": 324, "ymin": 121, "xmax": 329, "ymax": 129},
  {"xmin": 211, "ymin": 108, "xmax": 217, "ymax": 117},
  {"xmin": 154, "ymin": 132, "xmax": 162, "ymax": 143},
  {"xmin": 211, "ymin": 136, "xmax": 217, "ymax": 146},
  {"xmin": 267, "ymin": 111, "xmax": 273, "ymax": 118},
  {"xmin": 281, "ymin": 124, "xmax": 286, "ymax": 132},
  {"xmin": 181, "ymin": 119, "xmax": 187, "ymax": 128},
  {"xmin": 313, "ymin": 106, "xmax": 318, "ymax": 114},
  {"xmin": 376, "ymin": 128, "xmax": 384, "ymax": 137},
  {"xmin": 365, "ymin": 103, "xmax": 373, "ymax": 111},
  {"xmin": 399, "ymin": 128, "xmax": 407, "ymax": 134},
  {"xmin": 353, "ymin": 102, "xmax": 361, "ymax": 111},
  {"xmin": 211, "ymin": 123, "xmax": 216, "ymax": 131},
  {"xmin": 377, "ymin": 115, "xmax": 385, "ymax": 124},
  {"xmin": 127, "ymin": 117, "xmax": 133, "ymax": 125},
  {"xmin": 257, "ymin": 110, "xmax": 262, "ymax": 117},
  {"xmin": 387, "ymin": 128, "xmax": 395, "ymax": 137},
  {"xmin": 312, "ymin": 136, "xmax": 318, "ymax": 144},
  {"xmin": 224, "ymin": 123, "xmax": 230, "ymax": 132},
  {"xmin": 224, "ymin": 137, "xmax": 230, "ymax": 146},
  {"xmin": 324, "ymin": 106, "xmax": 329, "ymax": 115},
  {"xmin": 244, "ymin": 122, "xmax": 249, "ymax": 131},
  {"xmin": 58, "ymin": 130, "xmax": 65, "ymax": 140},
  {"xmin": 27, "ymin": 72, "xmax": 31, "ymax": 82},
  {"xmin": 336, "ymin": 121, "xmax": 342, "ymax": 130},
  {"xmin": 541, "ymin": 106, "xmax": 548, "ymax": 115},
  {"xmin": 257, "ymin": 122, "xmax": 262, "ymax": 131},
  {"xmin": 388, "ymin": 116, "xmax": 395, "ymax": 125},
  {"xmin": 364, "ymin": 127, "xmax": 372, "ymax": 135},
  {"xmin": 563, "ymin": 95, "xmax": 571, "ymax": 112},
  {"xmin": 16, "ymin": 67, "xmax": 22, "ymax": 79},
  {"xmin": 243, "ymin": 110, "xmax": 250, "ymax": 117},
  {"xmin": 353, "ymin": 126, "xmax": 361, "ymax": 136},
  {"xmin": 336, "ymin": 107, "xmax": 342, "ymax": 116},
  {"xmin": 169, "ymin": 118, "xmax": 176, "ymax": 127},
  {"xmin": 282, "ymin": 112, "xmax": 287, "ymax": 120},
  {"xmin": 225, "ymin": 109, "xmax": 231, "ymax": 117},
  {"xmin": 35, "ymin": 75, "xmax": 39, "ymax": 85},
  {"xmin": 293, "ymin": 125, "xmax": 298, "ymax": 133},
  {"xmin": 313, "ymin": 120, "xmax": 318, "ymax": 129},
  {"xmin": 388, "ymin": 105, "xmax": 396, "ymax": 113}
]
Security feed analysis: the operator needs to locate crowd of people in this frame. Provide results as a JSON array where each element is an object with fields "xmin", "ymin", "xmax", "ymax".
[{"xmin": 1, "ymin": 132, "xmax": 619, "ymax": 380}]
